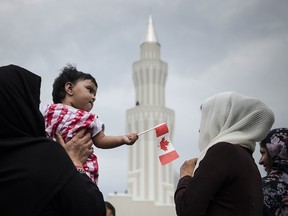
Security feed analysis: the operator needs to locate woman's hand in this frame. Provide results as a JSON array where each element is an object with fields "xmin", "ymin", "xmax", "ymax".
[
  {"xmin": 55, "ymin": 129, "xmax": 93, "ymax": 166},
  {"xmin": 180, "ymin": 158, "xmax": 198, "ymax": 178}
]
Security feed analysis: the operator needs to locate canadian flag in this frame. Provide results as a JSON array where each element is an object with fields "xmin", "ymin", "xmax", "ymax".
[{"xmin": 154, "ymin": 123, "xmax": 179, "ymax": 165}]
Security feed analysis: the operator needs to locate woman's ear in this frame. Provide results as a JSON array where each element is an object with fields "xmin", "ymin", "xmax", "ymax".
[{"xmin": 65, "ymin": 82, "xmax": 74, "ymax": 96}]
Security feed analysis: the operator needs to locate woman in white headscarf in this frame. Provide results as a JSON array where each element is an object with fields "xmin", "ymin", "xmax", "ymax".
[{"xmin": 174, "ymin": 92, "xmax": 275, "ymax": 216}]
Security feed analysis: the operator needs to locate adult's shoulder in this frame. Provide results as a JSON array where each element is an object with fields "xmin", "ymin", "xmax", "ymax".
[
  {"xmin": 208, "ymin": 142, "xmax": 252, "ymax": 155},
  {"xmin": 207, "ymin": 142, "xmax": 242, "ymax": 155},
  {"xmin": 204, "ymin": 142, "xmax": 254, "ymax": 172},
  {"xmin": 199, "ymin": 142, "xmax": 240, "ymax": 174},
  {"xmin": 262, "ymin": 172, "xmax": 282, "ymax": 185}
]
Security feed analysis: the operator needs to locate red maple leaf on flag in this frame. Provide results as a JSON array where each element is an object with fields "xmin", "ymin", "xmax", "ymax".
[{"xmin": 159, "ymin": 137, "xmax": 169, "ymax": 151}]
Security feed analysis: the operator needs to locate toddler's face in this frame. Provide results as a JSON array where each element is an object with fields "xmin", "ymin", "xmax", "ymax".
[{"xmin": 71, "ymin": 79, "xmax": 97, "ymax": 112}]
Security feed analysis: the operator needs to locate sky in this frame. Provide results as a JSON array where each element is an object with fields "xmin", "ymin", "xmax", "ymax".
[{"xmin": 1, "ymin": 0, "xmax": 288, "ymax": 199}]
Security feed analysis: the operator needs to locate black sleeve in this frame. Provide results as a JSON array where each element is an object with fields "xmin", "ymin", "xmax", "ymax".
[
  {"xmin": 49, "ymin": 172, "xmax": 106, "ymax": 216},
  {"xmin": 174, "ymin": 143, "xmax": 234, "ymax": 216}
]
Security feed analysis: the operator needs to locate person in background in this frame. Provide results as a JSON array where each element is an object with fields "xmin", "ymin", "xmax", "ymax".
[
  {"xmin": 0, "ymin": 64, "xmax": 106, "ymax": 216},
  {"xmin": 105, "ymin": 201, "xmax": 116, "ymax": 216},
  {"xmin": 259, "ymin": 128, "xmax": 288, "ymax": 216},
  {"xmin": 174, "ymin": 92, "xmax": 275, "ymax": 216},
  {"xmin": 41, "ymin": 64, "xmax": 138, "ymax": 184}
]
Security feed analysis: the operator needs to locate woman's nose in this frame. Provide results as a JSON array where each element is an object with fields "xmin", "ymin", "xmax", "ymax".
[{"xmin": 259, "ymin": 157, "xmax": 264, "ymax": 165}]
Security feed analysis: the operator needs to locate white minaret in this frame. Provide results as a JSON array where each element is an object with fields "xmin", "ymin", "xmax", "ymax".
[{"xmin": 108, "ymin": 15, "xmax": 176, "ymax": 216}]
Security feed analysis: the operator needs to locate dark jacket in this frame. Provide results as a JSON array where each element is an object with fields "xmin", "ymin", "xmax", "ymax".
[{"xmin": 174, "ymin": 142, "xmax": 263, "ymax": 216}]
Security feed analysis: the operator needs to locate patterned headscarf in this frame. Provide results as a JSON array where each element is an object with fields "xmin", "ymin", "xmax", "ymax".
[
  {"xmin": 261, "ymin": 129, "xmax": 288, "ymax": 215},
  {"xmin": 193, "ymin": 92, "xmax": 275, "ymax": 175},
  {"xmin": 261, "ymin": 128, "xmax": 288, "ymax": 161}
]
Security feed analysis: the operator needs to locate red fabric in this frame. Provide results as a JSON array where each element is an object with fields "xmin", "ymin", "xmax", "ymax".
[
  {"xmin": 42, "ymin": 103, "xmax": 100, "ymax": 184},
  {"xmin": 159, "ymin": 150, "xmax": 179, "ymax": 165},
  {"xmin": 154, "ymin": 123, "xmax": 169, "ymax": 137},
  {"xmin": 154, "ymin": 123, "xmax": 179, "ymax": 165}
]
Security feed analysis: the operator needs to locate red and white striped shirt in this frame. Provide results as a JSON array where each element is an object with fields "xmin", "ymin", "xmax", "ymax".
[{"xmin": 41, "ymin": 103, "xmax": 103, "ymax": 184}]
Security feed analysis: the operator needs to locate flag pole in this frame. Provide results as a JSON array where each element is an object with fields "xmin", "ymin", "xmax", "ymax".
[
  {"xmin": 137, "ymin": 123, "xmax": 166, "ymax": 136},
  {"xmin": 137, "ymin": 127, "xmax": 154, "ymax": 136}
]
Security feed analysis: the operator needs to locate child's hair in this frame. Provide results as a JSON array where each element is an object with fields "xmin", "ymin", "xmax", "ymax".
[
  {"xmin": 52, "ymin": 64, "xmax": 98, "ymax": 103},
  {"xmin": 105, "ymin": 201, "xmax": 116, "ymax": 216}
]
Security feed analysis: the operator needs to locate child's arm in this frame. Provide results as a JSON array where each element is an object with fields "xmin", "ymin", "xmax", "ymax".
[{"xmin": 92, "ymin": 131, "xmax": 138, "ymax": 149}]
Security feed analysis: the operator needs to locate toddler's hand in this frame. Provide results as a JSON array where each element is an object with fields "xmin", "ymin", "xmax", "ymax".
[{"xmin": 123, "ymin": 132, "xmax": 138, "ymax": 145}]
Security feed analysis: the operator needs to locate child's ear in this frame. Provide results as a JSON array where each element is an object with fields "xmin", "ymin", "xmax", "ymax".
[{"xmin": 65, "ymin": 82, "xmax": 74, "ymax": 96}]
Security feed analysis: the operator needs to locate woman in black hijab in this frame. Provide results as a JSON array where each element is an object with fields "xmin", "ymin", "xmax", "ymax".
[{"xmin": 0, "ymin": 64, "xmax": 106, "ymax": 216}]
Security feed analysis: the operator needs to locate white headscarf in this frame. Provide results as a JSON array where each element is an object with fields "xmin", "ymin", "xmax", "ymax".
[{"xmin": 193, "ymin": 92, "xmax": 275, "ymax": 176}]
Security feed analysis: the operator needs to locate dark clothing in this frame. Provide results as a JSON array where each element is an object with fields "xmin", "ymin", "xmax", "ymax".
[
  {"xmin": 174, "ymin": 142, "xmax": 263, "ymax": 216},
  {"xmin": 0, "ymin": 65, "xmax": 106, "ymax": 216},
  {"xmin": 42, "ymin": 173, "xmax": 105, "ymax": 216},
  {"xmin": 261, "ymin": 128, "xmax": 288, "ymax": 216},
  {"xmin": 262, "ymin": 161, "xmax": 288, "ymax": 216}
]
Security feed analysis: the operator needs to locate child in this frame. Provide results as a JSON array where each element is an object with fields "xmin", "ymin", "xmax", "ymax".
[{"xmin": 41, "ymin": 64, "xmax": 138, "ymax": 184}]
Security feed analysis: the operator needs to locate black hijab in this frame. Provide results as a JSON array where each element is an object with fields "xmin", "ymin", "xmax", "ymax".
[{"xmin": 0, "ymin": 65, "xmax": 76, "ymax": 215}]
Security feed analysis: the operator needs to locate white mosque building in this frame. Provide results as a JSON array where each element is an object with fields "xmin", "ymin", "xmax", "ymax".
[{"xmin": 107, "ymin": 15, "xmax": 177, "ymax": 216}]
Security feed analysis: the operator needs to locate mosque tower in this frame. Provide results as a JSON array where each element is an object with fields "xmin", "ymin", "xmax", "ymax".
[{"xmin": 108, "ymin": 15, "xmax": 176, "ymax": 216}]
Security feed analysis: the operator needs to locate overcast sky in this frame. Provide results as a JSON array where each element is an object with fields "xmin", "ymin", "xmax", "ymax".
[{"xmin": 1, "ymin": 0, "xmax": 288, "ymax": 199}]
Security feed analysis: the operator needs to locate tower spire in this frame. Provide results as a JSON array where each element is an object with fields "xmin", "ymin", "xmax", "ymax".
[
  {"xmin": 143, "ymin": 15, "xmax": 159, "ymax": 43},
  {"xmin": 108, "ymin": 16, "xmax": 176, "ymax": 216}
]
